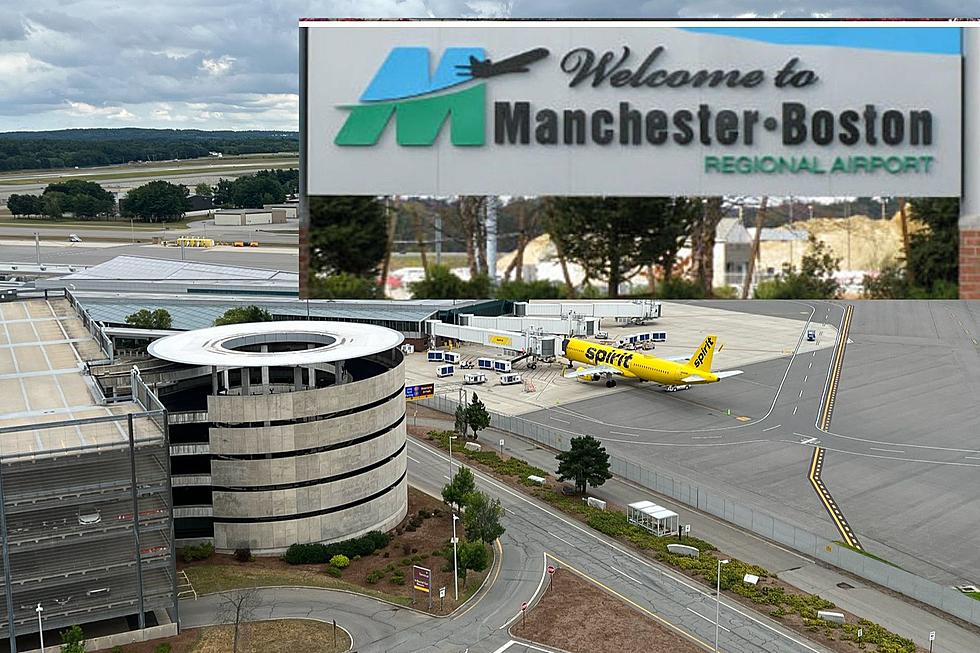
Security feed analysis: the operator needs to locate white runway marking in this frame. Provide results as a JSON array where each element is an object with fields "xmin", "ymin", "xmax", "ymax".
[
  {"xmin": 793, "ymin": 406, "xmax": 799, "ymax": 415},
  {"xmin": 799, "ymin": 389, "xmax": 804, "ymax": 398},
  {"xmin": 761, "ymin": 424, "xmax": 781, "ymax": 433},
  {"xmin": 965, "ymin": 456, "xmax": 980, "ymax": 461},
  {"xmin": 691, "ymin": 435, "xmax": 722, "ymax": 440},
  {"xmin": 549, "ymin": 416, "xmax": 569, "ymax": 424}
]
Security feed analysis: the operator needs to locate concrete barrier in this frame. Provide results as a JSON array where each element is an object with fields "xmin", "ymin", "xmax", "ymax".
[
  {"xmin": 527, "ymin": 475, "xmax": 546, "ymax": 485},
  {"xmin": 818, "ymin": 610, "xmax": 846, "ymax": 624},
  {"xmin": 667, "ymin": 544, "xmax": 700, "ymax": 558},
  {"xmin": 464, "ymin": 442, "xmax": 482, "ymax": 452}
]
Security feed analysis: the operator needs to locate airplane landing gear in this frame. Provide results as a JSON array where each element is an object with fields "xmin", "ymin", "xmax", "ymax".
[{"xmin": 605, "ymin": 379, "xmax": 617, "ymax": 388}]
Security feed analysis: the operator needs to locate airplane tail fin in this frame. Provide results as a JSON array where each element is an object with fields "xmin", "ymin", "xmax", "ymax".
[{"xmin": 687, "ymin": 336, "xmax": 717, "ymax": 372}]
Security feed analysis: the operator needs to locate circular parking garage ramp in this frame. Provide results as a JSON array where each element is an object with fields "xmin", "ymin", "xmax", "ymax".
[{"xmin": 148, "ymin": 321, "xmax": 407, "ymax": 555}]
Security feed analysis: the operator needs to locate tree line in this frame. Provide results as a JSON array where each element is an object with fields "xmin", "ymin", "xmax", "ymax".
[
  {"xmin": 308, "ymin": 195, "xmax": 960, "ymax": 301},
  {"xmin": 0, "ymin": 129, "xmax": 297, "ymax": 172},
  {"xmin": 6, "ymin": 169, "xmax": 298, "ymax": 222}
]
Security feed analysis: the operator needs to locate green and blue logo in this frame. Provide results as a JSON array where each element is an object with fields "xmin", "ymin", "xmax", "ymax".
[{"xmin": 335, "ymin": 47, "xmax": 548, "ymax": 147}]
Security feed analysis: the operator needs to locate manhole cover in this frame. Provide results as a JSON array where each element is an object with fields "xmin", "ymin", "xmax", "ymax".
[{"xmin": 837, "ymin": 582, "xmax": 855, "ymax": 590}]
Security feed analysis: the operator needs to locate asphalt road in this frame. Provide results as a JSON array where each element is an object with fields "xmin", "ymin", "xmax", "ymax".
[
  {"xmin": 180, "ymin": 438, "xmax": 831, "ymax": 653},
  {"xmin": 0, "ymin": 218, "xmax": 298, "ymax": 246},
  {"xmin": 408, "ymin": 410, "xmax": 980, "ymax": 653},
  {"xmin": 521, "ymin": 300, "xmax": 980, "ymax": 585},
  {"xmin": 0, "ymin": 241, "xmax": 297, "ymax": 271}
]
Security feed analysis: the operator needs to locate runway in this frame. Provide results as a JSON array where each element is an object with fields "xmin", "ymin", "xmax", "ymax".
[{"xmin": 520, "ymin": 300, "xmax": 980, "ymax": 585}]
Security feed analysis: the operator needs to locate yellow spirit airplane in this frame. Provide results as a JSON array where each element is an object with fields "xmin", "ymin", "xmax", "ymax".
[{"xmin": 562, "ymin": 335, "xmax": 743, "ymax": 391}]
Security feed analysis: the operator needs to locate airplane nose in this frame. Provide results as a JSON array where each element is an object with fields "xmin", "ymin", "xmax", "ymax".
[{"xmin": 561, "ymin": 338, "xmax": 570, "ymax": 353}]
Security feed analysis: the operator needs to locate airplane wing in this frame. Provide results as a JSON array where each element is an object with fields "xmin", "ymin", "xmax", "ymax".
[
  {"xmin": 661, "ymin": 355, "xmax": 691, "ymax": 363},
  {"xmin": 563, "ymin": 364, "xmax": 621, "ymax": 379},
  {"xmin": 681, "ymin": 370, "xmax": 743, "ymax": 384}
]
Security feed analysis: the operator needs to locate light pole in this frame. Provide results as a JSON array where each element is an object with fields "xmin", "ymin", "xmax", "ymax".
[
  {"xmin": 451, "ymin": 513, "xmax": 460, "ymax": 601},
  {"xmin": 36, "ymin": 602, "xmax": 43, "ymax": 651},
  {"xmin": 715, "ymin": 559, "xmax": 729, "ymax": 652}
]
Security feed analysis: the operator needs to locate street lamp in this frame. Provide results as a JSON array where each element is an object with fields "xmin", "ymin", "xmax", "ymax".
[
  {"xmin": 36, "ymin": 602, "xmax": 44, "ymax": 651},
  {"xmin": 715, "ymin": 559, "xmax": 729, "ymax": 652},
  {"xmin": 451, "ymin": 513, "xmax": 460, "ymax": 602},
  {"xmin": 448, "ymin": 434, "xmax": 458, "ymax": 480}
]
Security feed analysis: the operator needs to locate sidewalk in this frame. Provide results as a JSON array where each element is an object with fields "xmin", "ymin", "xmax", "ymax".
[{"xmin": 411, "ymin": 413, "xmax": 980, "ymax": 653}]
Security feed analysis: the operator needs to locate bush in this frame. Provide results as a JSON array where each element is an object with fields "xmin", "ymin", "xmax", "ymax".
[
  {"xmin": 325, "ymin": 566, "xmax": 342, "ymax": 578},
  {"xmin": 329, "ymin": 554, "xmax": 350, "ymax": 569},
  {"xmin": 154, "ymin": 644, "xmax": 172, "ymax": 653},
  {"xmin": 179, "ymin": 542, "xmax": 214, "ymax": 563},
  {"xmin": 60, "ymin": 625, "xmax": 86, "ymax": 653},
  {"xmin": 658, "ymin": 277, "xmax": 706, "ymax": 299},
  {"xmin": 283, "ymin": 531, "xmax": 391, "ymax": 565},
  {"xmin": 366, "ymin": 569, "xmax": 385, "ymax": 584},
  {"xmin": 391, "ymin": 571, "xmax": 405, "ymax": 585},
  {"xmin": 233, "ymin": 547, "xmax": 252, "ymax": 563},
  {"xmin": 111, "ymin": 647, "xmax": 124, "ymax": 653}
]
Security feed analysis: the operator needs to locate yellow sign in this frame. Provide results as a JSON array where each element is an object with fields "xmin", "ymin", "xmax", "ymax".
[{"xmin": 489, "ymin": 335, "xmax": 512, "ymax": 346}]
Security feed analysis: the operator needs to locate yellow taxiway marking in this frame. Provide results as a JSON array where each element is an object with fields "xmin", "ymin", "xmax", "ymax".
[{"xmin": 807, "ymin": 447, "xmax": 862, "ymax": 550}]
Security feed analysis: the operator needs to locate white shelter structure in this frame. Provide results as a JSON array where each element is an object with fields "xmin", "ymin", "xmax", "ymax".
[{"xmin": 628, "ymin": 500, "xmax": 679, "ymax": 537}]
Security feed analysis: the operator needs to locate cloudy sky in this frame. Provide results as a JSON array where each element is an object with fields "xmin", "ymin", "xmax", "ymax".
[{"xmin": 0, "ymin": 0, "xmax": 972, "ymax": 132}]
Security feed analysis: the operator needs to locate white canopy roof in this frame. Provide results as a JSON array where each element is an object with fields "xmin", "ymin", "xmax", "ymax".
[{"xmin": 148, "ymin": 320, "xmax": 403, "ymax": 368}]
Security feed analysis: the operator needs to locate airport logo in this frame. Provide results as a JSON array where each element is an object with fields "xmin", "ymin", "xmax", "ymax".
[
  {"xmin": 585, "ymin": 346, "xmax": 634, "ymax": 369},
  {"xmin": 335, "ymin": 46, "xmax": 549, "ymax": 147},
  {"xmin": 692, "ymin": 337, "xmax": 714, "ymax": 369}
]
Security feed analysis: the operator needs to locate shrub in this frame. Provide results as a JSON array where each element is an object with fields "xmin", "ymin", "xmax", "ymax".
[
  {"xmin": 154, "ymin": 644, "xmax": 172, "ymax": 653},
  {"xmin": 329, "ymin": 554, "xmax": 350, "ymax": 569},
  {"xmin": 391, "ymin": 571, "xmax": 405, "ymax": 585},
  {"xmin": 402, "ymin": 542, "xmax": 412, "ymax": 556},
  {"xmin": 325, "ymin": 566, "xmax": 342, "ymax": 578},
  {"xmin": 366, "ymin": 569, "xmax": 385, "ymax": 584},
  {"xmin": 233, "ymin": 547, "xmax": 252, "ymax": 563},
  {"xmin": 179, "ymin": 542, "xmax": 214, "ymax": 563},
  {"xmin": 111, "ymin": 647, "xmax": 124, "ymax": 653},
  {"xmin": 283, "ymin": 531, "xmax": 391, "ymax": 565},
  {"xmin": 60, "ymin": 625, "xmax": 86, "ymax": 653}
]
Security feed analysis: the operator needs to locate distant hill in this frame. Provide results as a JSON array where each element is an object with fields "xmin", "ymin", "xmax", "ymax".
[{"xmin": 0, "ymin": 128, "xmax": 299, "ymax": 173}]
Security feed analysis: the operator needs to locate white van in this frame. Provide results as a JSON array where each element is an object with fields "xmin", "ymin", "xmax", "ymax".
[
  {"xmin": 499, "ymin": 373, "xmax": 522, "ymax": 386},
  {"xmin": 463, "ymin": 373, "xmax": 487, "ymax": 385}
]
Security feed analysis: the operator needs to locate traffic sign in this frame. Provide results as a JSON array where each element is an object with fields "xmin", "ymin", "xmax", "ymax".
[
  {"xmin": 405, "ymin": 383, "xmax": 435, "ymax": 401},
  {"xmin": 439, "ymin": 586, "xmax": 446, "ymax": 599},
  {"xmin": 929, "ymin": 631, "xmax": 936, "ymax": 641},
  {"xmin": 521, "ymin": 601, "xmax": 528, "ymax": 612},
  {"xmin": 413, "ymin": 565, "xmax": 431, "ymax": 593},
  {"xmin": 547, "ymin": 565, "xmax": 556, "ymax": 575},
  {"xmin": 684, "ymin": 524, "xmax": 691, "ymax": 534}
]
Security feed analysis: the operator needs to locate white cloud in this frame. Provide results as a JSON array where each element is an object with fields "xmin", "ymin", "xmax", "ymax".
[
  {"xmin": 200, "ymin": 54, "xmax": 236, "ymax": 76},
  {"xmin": 63, "ymin": 100, "xmax": 135, "ymax": 120}
]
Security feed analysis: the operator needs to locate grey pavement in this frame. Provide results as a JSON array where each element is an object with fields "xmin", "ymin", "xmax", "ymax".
[
  {"xmin": 0, "ymin": 219, "xmax": 298, "ymax": 246},
  {"xmin": 516, "ymin": 300, "xmax": 980, "ymax": 586},
  {"xmin": 410, "ymin": 402, "xmax": 980, "ymax": 653},
  {"xmin": 0, "ymin": 242, "xmax": 297, "ymax": 270},
  {"xmin": 178, "ymin": 437, "xmax": 833, "ymax": 652}
]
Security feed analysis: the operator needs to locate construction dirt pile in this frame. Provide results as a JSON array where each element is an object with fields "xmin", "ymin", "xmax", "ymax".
[{"xmin": 760, "ymin": 212, "xmax": 922, "ymax": 273}]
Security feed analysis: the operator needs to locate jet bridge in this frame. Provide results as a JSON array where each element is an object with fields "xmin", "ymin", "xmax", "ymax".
[
  {"xmin": 459, "ymin": 314, "xmax": 599, "ymax": 337},
  {"xmin": 514, "ymin": 300, "xmax": 662, "ymax": 324},
  {"xmin": 424, "ymin": 321, "xmax": 559, "ymax": 360}
]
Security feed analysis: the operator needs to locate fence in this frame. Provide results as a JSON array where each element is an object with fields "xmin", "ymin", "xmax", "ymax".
[
  {"xmin": 420, "ymin": 394, "xmax": 980, "ymax": 628},
  {"xmin": 65, "ymin": 287, "xmax": 114, "ymax": 362}
]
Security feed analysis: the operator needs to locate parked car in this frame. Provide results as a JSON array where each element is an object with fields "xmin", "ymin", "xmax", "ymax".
[
  {"xmin": 807, "ymin": 329, "xmax": 817, "ymax": 342},
  {"xmin": 68, "ymin": 234, "xmax": 82, "ymax": 243}
]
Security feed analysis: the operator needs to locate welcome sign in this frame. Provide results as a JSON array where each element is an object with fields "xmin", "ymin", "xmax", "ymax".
[{"xmin": 301, "ymin": 21, "xmax": 961, "ymax": 196}]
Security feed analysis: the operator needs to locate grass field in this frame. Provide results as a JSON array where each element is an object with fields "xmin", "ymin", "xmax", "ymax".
[
  {"xmin": 390, "ymin": 252, "xmax": 468, "ymax": 270},
  {"xmin": 0, "ymin": 216, "xmax": 193, "ymax": 230},
  {"xmin": 0, "ymin": 162, "xmax": 297, "ymax": 186}
]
